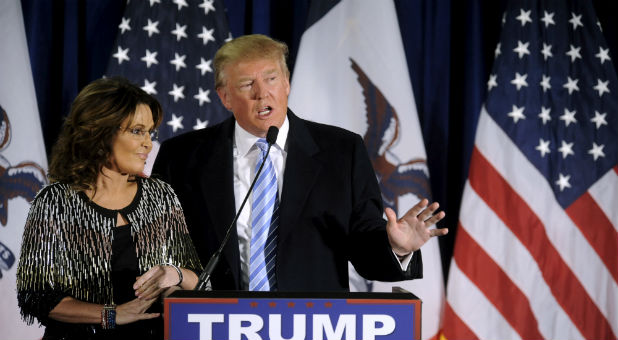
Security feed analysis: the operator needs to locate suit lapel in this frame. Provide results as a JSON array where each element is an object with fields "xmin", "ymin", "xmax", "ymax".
[
  {"xmin": 197, "ymin": 118, "xmax": 241, "ymax": 285},
  {"xmin": 278, "ymin": 111, "xmax": 323, "ymax": 245}
]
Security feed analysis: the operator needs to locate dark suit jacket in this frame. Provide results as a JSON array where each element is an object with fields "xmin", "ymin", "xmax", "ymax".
[{"xmin": 153, "ymin": 110, "xmax": 422, "ymax": 291}]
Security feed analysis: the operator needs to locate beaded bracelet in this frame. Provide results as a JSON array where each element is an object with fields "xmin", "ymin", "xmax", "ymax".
[
  {"xmin": 160, "ymin": 263, "xmax": 183, "ymax": 286},
  {"xmin": 101, "ymin": 304, "xmax": 116, "ymax": 329}
]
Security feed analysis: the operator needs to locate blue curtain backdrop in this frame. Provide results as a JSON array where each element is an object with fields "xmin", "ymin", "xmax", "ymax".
[{"xmin": 21, "ymin": 0, "xmax": 618, "ymax": 282}]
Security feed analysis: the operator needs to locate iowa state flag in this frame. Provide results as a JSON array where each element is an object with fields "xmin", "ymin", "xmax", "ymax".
[
  {"xmin": 289, "ymin": 1, "xmax": 444, "ymax": 339},
  {"xmin": 0, "ymin": 0, "xmax": 48, "ymax": 338},
  {"xmin": 443, "ymin": 0, "xmax": 618, "ymax": 339}
]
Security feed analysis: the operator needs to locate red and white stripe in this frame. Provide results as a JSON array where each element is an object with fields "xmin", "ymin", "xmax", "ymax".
[{"xmin": 444, "ymin": 108, "xmax": 618, "ymax": 339}]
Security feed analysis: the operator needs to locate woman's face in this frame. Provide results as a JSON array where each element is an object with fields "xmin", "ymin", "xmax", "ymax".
[{"xmin": 108, "ymin": 104, "xmax": 154, "ymax": 175}]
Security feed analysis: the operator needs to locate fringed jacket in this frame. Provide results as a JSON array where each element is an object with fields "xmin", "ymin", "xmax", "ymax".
[{"xmin": 16, "ymin": 177, "xmax": 202, "ymax": 327}]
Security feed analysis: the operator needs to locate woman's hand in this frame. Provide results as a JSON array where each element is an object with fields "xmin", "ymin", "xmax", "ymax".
[
  {"xmin": 115, "ymin": 297, "xmax": 160, "ymax": 325},
  {"xmin": 48, "ymin": 296, "xmax": 160, "ymax": 325},
  {"xmin": 133, "ymin": 264, "xmax": 180, "ymax": 300}
]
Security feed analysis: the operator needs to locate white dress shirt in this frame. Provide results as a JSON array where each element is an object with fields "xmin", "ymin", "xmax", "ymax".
[{"xmin": 233, "ymin": 117, "xmax": 289, "ymax": 290}]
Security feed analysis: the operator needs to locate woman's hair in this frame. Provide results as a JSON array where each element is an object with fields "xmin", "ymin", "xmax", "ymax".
[
  {"xmin": 48, "ymin": 77, "xmax": 163, "ymax": 191},
  {"xmin": 214, "ymin": 34, "xmax": 289, "ymax": 89}
]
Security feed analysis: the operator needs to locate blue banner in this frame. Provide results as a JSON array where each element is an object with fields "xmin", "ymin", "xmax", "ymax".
[{"xmin": 165, "ymin": 296, "xmax": 419, "ymax": 340}]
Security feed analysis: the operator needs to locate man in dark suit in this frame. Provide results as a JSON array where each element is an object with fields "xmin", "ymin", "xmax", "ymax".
[{"xmin": 153, "ymin": 34, "xmax": 447, "ymax": 291}]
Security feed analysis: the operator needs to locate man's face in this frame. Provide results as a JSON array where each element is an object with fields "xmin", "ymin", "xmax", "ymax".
[{"xmin": 216, "ymin": 58, "xmax": 290, "ymax": 137}]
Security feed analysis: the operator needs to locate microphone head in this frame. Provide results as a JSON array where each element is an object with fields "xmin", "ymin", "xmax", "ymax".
[{"xmin": 266, "ymin": 126, "xmax": 279, "ymax": 145}]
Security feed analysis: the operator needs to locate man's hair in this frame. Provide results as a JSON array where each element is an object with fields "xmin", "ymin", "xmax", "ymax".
[
  {"xmin": 214, "ymin": 34, "xmax": 289, "ymax": 89},
  {"xmin": 48, "ymin": 76, "xmax": 163, "ymax": 191}
]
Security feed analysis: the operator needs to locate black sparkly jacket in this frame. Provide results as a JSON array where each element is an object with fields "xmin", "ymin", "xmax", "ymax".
[{"xmin": 16, "ymin": 177, "xmax": 202, "ymax": 333}]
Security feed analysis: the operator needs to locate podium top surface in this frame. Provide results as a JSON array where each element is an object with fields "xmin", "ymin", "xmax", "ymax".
[{"xmin": 168, "ymin": 289, "xmax": 420, "ymax": 301}]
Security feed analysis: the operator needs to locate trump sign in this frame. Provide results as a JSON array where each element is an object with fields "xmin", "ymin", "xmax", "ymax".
[{"xmin": 165, "ymin": 291, "xmax": 421, "ymax": 340}]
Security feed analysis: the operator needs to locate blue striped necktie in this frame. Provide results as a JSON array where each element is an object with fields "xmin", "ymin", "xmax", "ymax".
[{"xmin": 249, "ymin": 139, "xmax": 279, "ymax": 291}]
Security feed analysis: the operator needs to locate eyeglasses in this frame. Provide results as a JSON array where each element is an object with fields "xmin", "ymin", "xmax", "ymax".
[{"xmin": 119, "ymin": 127, "xmax": 159, "ymax": 140}]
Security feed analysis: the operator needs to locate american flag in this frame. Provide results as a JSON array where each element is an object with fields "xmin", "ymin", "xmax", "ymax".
[
  {"xmin": 443, "ymin": 0, "xmax": 617, "ymax": 339},
  {"xmin": 106, "ymin": 0, "xmax": 232, "ymax": 141}
]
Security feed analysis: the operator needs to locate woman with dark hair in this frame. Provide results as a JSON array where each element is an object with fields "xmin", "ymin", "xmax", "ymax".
[{"xmin": 16, "ymin": 77, "xmax": 202, "ymax": 339}]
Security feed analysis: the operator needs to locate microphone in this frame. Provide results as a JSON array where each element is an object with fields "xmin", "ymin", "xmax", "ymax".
[
  {"xmin": 266, "ymin": 125, "xmax": 278, "ymax": 145},
  {"xmin": 195, "ymin": 126, "xmax": 279, "ymax": 291}
]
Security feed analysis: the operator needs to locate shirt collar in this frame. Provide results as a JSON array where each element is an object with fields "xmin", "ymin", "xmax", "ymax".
[{"xmin": 234, "ymin": 116, "xmax": 289, "ymax": 157}]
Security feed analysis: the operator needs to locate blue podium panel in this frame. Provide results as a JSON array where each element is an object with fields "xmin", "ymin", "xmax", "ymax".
[{"xmin": 164, "ymin": 291, "xmax": 421, "ymax": 340}]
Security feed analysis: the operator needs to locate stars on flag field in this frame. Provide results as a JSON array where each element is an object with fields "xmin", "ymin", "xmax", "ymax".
[
  {"xmin": 515, "ymin": 9, "xmax": 532, "ymax": 26},
  {"xmin": 540, "ymin": 75, "xmax": 551, "ymax": 91},
  {"xmin": 535, "ymin": 138, "xmax": 550, "ymax": 157},
  {"xmin": 194, "ymin": 118, "xmax": 209, "ymax": 130},
  {"xmin": 198, "ymin": 26, "xmax": 216, "ymax": 45},
  {"xmin": 569, "ymin": 12, "xmax": 583, "ymax": 30},
  {"xmin": 173, "ymin": 0, "xmax": 188, "ymax": 11},
  {"xmin": 507, "ymin": 105, "xmax": 525, "ymax": 123},
  {"xmin": 484, "ymin": 7, "xmax": 616, "ymax": 199},
  {"xmin": 487, "ymin": 74, "xmax": 498, "ymax": 91},
  {"xmin": 167, "ymin": 113, "xmax": 184, "ymax": 132},
  {"xmin": 555, "ymin": 173, "xmax": 572, "ymax": 191},
  {"xmin": 593, "ymin": 79, "xmax": 610, "ymax": 96},
  {"xmin": 142, "ymin": 79, "xmax": 157, "ymax": 95},
  {"xmin": 565, "ymin": 44, "xmax": 582, "ymax": 62},
  {"xmin": 168, "ymin": 84, "xmax": 185, "ymax": 102},
  {"xmin": 106, "ymin": 0, "xmax": 232, "ymax": 140},
  {"xmin": 141, "ymin": 49, "xmax": 158, "ymax": 68},
  {"xmin": 194, "ymin": 87, "xmax": 211, "ymax": 106},
  {"xmin": 538, "ymin": 106, "xmax": 551, "ymax": 124},
  {"xmin": 119, "ymin": 17, "xmax": 131, "ymax": 34},
  {"xmin": 540, "ymin": 11, "xmax": 555, "ymax": 27},
  {"xmin": 588, "ymin": 142, "xmax": 605, "ymax": 161},
  {"xmin": 143, "ymin": 19, "xmax": 160, "ymax": 37},
  {"xmin": 596, "ymin": 47, "xmax": 611, "ymax": 64},
  {"xmin": 590, "ymin": 111, "xmax": 608, "ymax": 129},
  {"xmin": 513, "ymin": 40, "xmax": 530, "ymax": 58},
  {"xmin": 559, "ymin": 108, "xmax": 577, "ymax": 127},
  {"xmin": 511, "ymin": 72, "xmax": 528, "ymax": 90},
  {"xmin": 112, "ymin": 46, "xmax": 130, "ymax": 64},
  {"xmin": 171, "ymin": 24, "xmax": 188, "ymax": 41},
  {"xmin": 170, "ymin": 53, "xmax": 187, "ymax": 71},
  {"xmin": 196, "ymin": 58, "xmax": 213, "ymax": 75},
  {"xmin": 541, "ymin": 43, "xmax": 553, "ymax": 60},
  {"xmin": 563, "ymin": 76, "xmax": 579, "ymax": 94},
  {"xmin": 199, "ymin": 0, "xmax": 216, "ymax": 15}
]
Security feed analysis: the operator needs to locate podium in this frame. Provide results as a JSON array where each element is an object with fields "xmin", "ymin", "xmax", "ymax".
[{"xmin": 164, "ymin": 289, "xmax": 421, "ymax": 340}]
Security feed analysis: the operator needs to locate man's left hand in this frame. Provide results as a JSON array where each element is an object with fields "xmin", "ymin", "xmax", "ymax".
[{"xmin": 386, "ymin": 199, "xmax": 448, "ymax": 256}]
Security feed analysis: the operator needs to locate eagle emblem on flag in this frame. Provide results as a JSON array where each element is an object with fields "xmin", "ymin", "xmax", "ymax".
[
  {"xmin": 0, "ymin": 106, "xmax": 47, "ymax": 227},
  {"xmin": 351, "ymin": 59, "xmax": 431, "ymax": 211}
]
